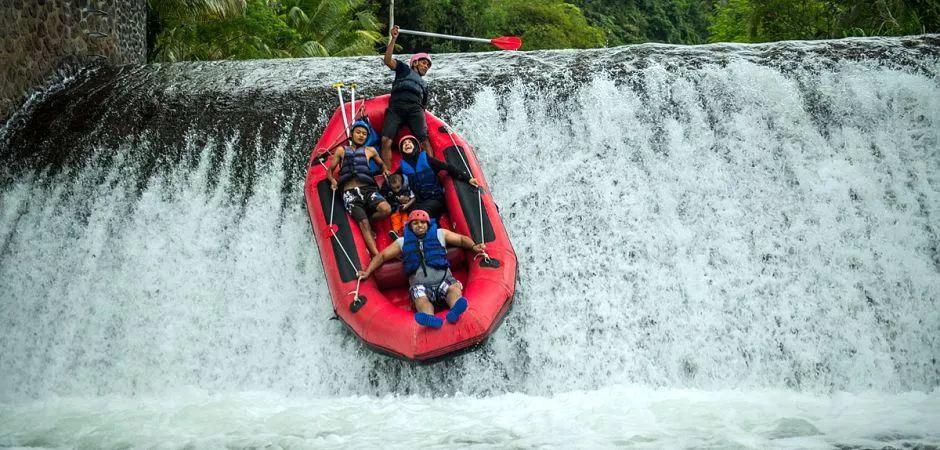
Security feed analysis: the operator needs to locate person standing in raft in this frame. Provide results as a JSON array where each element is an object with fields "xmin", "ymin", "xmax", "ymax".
[
  {"xmin": 381, "ymin": 25, "xmax": 432, "ymax": 165},
  {"xmin": 396, "ymin": 135, "xmax": 479, "ymax": 219},
  {"xmin": 358, "ymin": 210, "xmax": 485, "ymax": 329},
  {"xmin": 326, "ymin": 120, "xmax": 393, "ymax": 256}
]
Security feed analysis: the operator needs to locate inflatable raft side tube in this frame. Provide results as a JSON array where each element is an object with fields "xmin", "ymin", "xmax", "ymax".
[
  {"xmin": 442, "ymin": 145, "xmax": 496, "ymax": 243},
  {"xmin": 316, "ymin": 179, "xmax": 361, "ymax": 282}
]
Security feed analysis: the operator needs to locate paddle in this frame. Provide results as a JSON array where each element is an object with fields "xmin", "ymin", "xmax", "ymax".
[{"xmin": 397, "ymin": 28, "xmax": 522, "ymax": 51}]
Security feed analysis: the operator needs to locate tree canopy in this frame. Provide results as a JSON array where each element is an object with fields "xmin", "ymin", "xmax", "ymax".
[
  {"xmin": 373, "ymin": 0, "xmax": 604, "ymax": 53},
  {"xmin": 573, "ymin": 0, "xmax": 713, "ymax": 45},
  {"xmin": 149, "ymin": 0, "xmax": 383, "ymax": 61},
  {"xmin": 709, "ymin": 0, "xmax": 940, "ymax": 42},
  {"xmin": 146, "ymin": 0, "xmax": 940, "ymax": 62}
]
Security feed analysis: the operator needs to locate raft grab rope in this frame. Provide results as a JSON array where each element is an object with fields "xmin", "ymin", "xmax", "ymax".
[{"xmin": 443, "ymin": 124, "xmax": 500, "ymax": 268}]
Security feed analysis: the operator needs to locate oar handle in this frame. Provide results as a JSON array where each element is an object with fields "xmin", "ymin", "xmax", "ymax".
[{"xmin": 398, "ymin": 28, "xmax": 490, "ymax": 44}]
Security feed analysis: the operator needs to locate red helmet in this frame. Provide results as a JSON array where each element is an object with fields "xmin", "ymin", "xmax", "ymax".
[
  {"xmin": 408, "ymin": 210, "xmax": 430, "ymax": 224},
  {"xmin": 398, "ymin": 134, "xmax": 419, "ymax": 150},
  {"xmin": 410, "ymin": 53, "xmax": 432, "ymax": 68}
]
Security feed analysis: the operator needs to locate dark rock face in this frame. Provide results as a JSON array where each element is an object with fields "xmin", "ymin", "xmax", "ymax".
[{"xmin": 0, "ymin": 0, "xmax": 146, "ymax": 121}]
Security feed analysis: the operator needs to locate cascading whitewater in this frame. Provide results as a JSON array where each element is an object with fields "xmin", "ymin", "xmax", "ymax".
[{"xmin": 0, "ymin": 36, "xmax": 938, "ymax": 446}]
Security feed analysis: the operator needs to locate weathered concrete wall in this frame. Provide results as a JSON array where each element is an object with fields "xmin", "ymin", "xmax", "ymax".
[{"xmin": 0, "ymin": 0, "xmax": 146, "ymax": 122}]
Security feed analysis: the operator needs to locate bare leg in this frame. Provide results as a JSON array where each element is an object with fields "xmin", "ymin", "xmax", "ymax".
[
  {"xmin": 371, "ymin": 201, "xmax": 392, "ymax": 221},
  {"xmin": 358, "ymin": 219, "xmax": 379, "ymax": 256},
  {"xmin": 420, "ymin": 138, "xmax": 433, "ymax": 158},
  {"xmin": 444, "ymin": 283, "xmax": 462, "ymax": 308},
  {"xmin": 414, "ymin": 295, "xmax": 434, "ymax": 315},
  {"xmin": 444, "ymin": 283, "xmax": 467, "ymax": 324},
  {"xmin": 413, "ymin": 294, "xmax": 442, "ymax": 328},
  {"xmin": 381, "ymin": 136, "xmax": 393, "ymax": 168}
]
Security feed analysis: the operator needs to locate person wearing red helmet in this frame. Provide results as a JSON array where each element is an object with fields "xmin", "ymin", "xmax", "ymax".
[
  {"xmin": 395, "ymin": 134, "xmax": 479, "ymax": 219},
  {"xmin": 381, "ymin": 25, "xmax": 433, "ymax": 165},
  {"xmin": 358, "ymin": 209, "xmax": 485, "ymax": 329}
]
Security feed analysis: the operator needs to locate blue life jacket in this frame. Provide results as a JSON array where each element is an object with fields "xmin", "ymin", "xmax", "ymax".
[
  {"xmin": 392, "ymin": 66, "xmax": 427, "ymax": 102},
  {"xmin": 356, "ymin": 120, "xmax": 381, "ymax": 173},
  {"xmin": 399, "ymin": 152, "xmax": 443, "ymax": 200},
  {"xmin": 338, "ymin": 146, "xmax": 375, "ymax": 185},
  {"xmin": 364, "ymin": 129, "xmax": 382, "ymax": 174},
  {"xmin": 362, "ymin": 124, "xmax": 381, "ymax": 149},
  {"xmin": 402, "ymin": 221, "xmax": 449, "ymax": 276}
]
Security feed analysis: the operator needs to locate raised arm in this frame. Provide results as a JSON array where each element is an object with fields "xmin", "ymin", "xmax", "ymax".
[
  {"xmin": 384, "ymin": 26, "xmax": 399, "ymax": 70},
  {"xmin": 442, "ymin": 229, "xmax": 485, "ymax": 253}
]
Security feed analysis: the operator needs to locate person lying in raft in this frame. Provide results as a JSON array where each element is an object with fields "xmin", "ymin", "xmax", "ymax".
[
  {"xmin": 396, "ymin": 135, "xmax": 479, "ymax": 219},
  {"xmin": 326, "ymin": 120, "xmax": 392, "ymax": 256},
  {"xmin": 381, "ymin": 25, "xmax": 433, "ymax": 165},
  {"xmin": 357, "ymin": 209, "xmax": 485, "ymax": 329},
  {"xmin": 380, "ymin": 172, "xmax": 416, "ymax": 239}
]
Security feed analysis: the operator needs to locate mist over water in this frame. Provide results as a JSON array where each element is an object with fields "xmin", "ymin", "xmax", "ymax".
[{"xmin": 1, "ymin": 36, "xmax": 939, "ymax": 447}]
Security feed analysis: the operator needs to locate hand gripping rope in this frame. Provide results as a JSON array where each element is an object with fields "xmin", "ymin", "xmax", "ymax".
[{"xmin": 443, "ymin": 124, "xmax": 500, "ymax": 269}]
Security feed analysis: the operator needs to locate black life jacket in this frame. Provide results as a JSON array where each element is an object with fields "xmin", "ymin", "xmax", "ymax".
[
  {"xmin": 391, "ymin": 66, "xmax": 427, "ymax": 102},
  {"xmin": 338, "ymin": 146, "xmax": 375, "ymax": 185}
]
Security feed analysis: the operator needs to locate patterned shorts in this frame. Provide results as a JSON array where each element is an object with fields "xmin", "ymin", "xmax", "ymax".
[
  {"xmin": 342, "ymin": 185, "xmax": 386, "ymax": 221},
  {"xmin": 409, "ymin": 272, "xmax": 462, "ymax": 306}
]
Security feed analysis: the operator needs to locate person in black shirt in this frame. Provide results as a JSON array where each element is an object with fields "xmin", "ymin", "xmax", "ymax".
[{"xmin": 381, "ymin": 25, "xmax": 433, "ymax": 165}]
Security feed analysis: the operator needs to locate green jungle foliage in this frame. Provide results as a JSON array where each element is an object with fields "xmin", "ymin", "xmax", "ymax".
[
  {"xmin": 147, "ymin": 0, "xmax": 940, "ymax": 61},
  {"xmin": 572, "ymin": 0, "xmax": 713, "ymax": 45},
  {"xmin": 370, "ymin": 0, "xmax": 605, "ymax": 52},
  {"xmin": 149, "ymin": 0, "xmax": 383, "ymax": 61},
  {"xmin": 709, "ymin": 0, "xmax": 940, "ymax": 42}
]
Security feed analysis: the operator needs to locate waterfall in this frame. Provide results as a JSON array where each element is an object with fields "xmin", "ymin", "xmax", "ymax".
[{"xmin": 1, "ymin": 36, "xmax": 938, "ymax": 447}]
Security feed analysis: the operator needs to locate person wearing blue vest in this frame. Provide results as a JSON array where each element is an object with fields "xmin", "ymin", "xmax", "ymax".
[
  {"xmin": 380, "ymin": 25, "xmax": 433, "ymax": 165},
  {"xmin": 325, "ymin": 121, "xmax": 392, "ymax": 256},
  {"xmin": 396, "ymin": 135, "xmax": 479, "ymax": 218},
  {"xmin": 358, "ymin": 209, "xmax": 486, "ymax": 328}
]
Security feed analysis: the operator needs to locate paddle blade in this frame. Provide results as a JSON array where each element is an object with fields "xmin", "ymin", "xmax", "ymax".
[{"xmin": 491, "ymin": 36, "xmax": 522, "ymax": 51}]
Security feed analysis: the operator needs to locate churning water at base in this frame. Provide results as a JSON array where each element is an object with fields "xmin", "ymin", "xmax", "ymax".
[
  {"xmin": 2, "ymin": 387, "xmax": 937, "ymax": 448},
  {"xmin": 1, "ymin": 36, "xmax": 939, "ymax": 447}
]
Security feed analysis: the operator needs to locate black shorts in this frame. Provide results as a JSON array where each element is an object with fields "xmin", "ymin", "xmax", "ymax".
[
  {"xmin": 382, "ymin": 103, "xmax": 428, "ymax": 140},
  {"xmin": 342, "ymin": 185, "xmax": 386, "ymax": 222}
]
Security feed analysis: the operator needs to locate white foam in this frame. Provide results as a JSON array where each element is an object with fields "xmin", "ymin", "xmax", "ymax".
[
  {"xmin": 0, "ymin": 39, "xmax": 938, "ymax": 447},
  {"xmin": 0, "ymin": 386, "xmax": 936, "ymax": 448}
]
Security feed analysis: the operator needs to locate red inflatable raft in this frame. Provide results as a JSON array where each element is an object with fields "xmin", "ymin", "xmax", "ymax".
[{"xmin": 303, "ymin": 94, "xmax": 517, "ymax": 363}]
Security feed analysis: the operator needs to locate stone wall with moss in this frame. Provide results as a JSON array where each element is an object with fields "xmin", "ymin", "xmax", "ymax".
[{"xmin": 0, "ymin": 0, "xmax": 146, "ymax": 121}]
